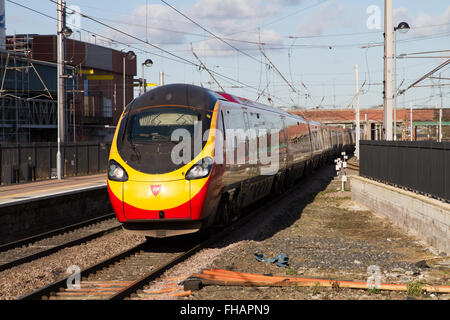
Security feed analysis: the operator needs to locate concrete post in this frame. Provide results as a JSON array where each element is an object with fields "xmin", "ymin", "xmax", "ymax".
[
  {"xmin": 355, "ymin": 64, "xmax": 360, "ymax": 159},
  {"xmin": 383, "ymin": 0, "xmax": 393, "ymax": 141}
]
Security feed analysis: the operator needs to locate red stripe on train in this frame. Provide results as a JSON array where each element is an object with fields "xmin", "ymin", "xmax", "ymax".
[{"xmin": 108, "ymin": 179, "xmax": 211, "ymax": 222}]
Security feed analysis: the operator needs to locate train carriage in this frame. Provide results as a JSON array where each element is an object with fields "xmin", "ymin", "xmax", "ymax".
[{"xmin": 107, "ymin": 84, "xmax": 354, "ymax": 238}]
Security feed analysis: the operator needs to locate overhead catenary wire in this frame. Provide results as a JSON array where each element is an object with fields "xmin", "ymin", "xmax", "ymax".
[
  {"xmin": 11, "ymin": 0, "xmax": 289, "ymax": 105},
  {"xmin": 399, "ymin": 59, "xmax": 450, "ymax": 95},
  {"xmin": 48, "ymin": 0, "xmax": 291, "ymax": 104},
  {"xmin": 160, "ymin": 0, "xmax": 266, "ymax": 66},
  {"xmin": 258, "ymin": 46, "xmax": 297, "ymax": 94},
  {"xmin": 14, "ymin": 0, "xmax": 449, "ymax": 109},
  {"xmin": 190, "ymin": 43, "xmax": 225, "ymax": 92},
  {"xmin": 7, "ymin": 0, "xmax": 191, "ymax": 67}
]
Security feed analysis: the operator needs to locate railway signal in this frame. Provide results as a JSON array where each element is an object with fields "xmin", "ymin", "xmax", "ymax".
[{"xmin": 336, "ymin": 152, "xmax": 348, "ymax": 191}]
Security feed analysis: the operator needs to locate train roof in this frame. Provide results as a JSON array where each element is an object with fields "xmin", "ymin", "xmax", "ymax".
[{"xmin": 129, "ymin": 83, "xmax": 311, "ymax": 124}]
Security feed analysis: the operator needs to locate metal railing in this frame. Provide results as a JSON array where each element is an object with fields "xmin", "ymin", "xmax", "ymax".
[
  {"xmin": 0, "ymin": 142, "xmax": 111, "ymax": 186},
  {"xmin": 359, "ymin": 140, "xmax": 450, "ymax": 202}
]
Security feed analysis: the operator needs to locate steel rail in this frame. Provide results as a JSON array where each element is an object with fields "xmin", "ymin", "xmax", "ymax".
[
  {"xmin": 109, "ymin": 175, "xmax": 309, "ymax": 300},
  {"xmin": 0, "ymin": 225, "xmax": 121, "ymax": 272},
  {"xmin": 20, "ymin": 164, "xmax": 339, "ymax": 300},
  {"xmin": 0, "ymin": 213, "xmax": 116, "ymax": 252},
  {"xmin": 18, "ymin": 242, "xmax": 147, "ymax": 300}
]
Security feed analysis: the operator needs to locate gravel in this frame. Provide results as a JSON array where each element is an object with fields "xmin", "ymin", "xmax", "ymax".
[
  {"xmin": 0, "ymin": 230, "xmax": 145, "ymax": 300},
  {"xmin": 144, "ymin": 164, "xmax": 449, "ymax": 300},
  {"xmin": 2, "ymin": 163, "xmax": 448, "ymax": 301}
]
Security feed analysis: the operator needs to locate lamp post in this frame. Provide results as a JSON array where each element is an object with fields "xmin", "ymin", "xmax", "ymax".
[
  {"xmin": 355, "ymin": 64, "xmax": 360, "ymax": 160},
  {"xmin": 393, "ymin": 21, "xmax": 410, "ymax": 141},
  {"xmin": 383, "ymin": 0, "xmax": 394, "ymax": 141},
  {"xmin": 141, "ymin": 58, "xmax": 153, "ymax": 95},
  {"xmin": 123, "ymin": 50, "xmax": 136, "ymax": 109},
  {"xmin": 56, "ymin": 0, "xmax": 72, "ymax": 180}
]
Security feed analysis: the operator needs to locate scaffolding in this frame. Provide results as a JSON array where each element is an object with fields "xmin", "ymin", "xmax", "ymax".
[{"xmin": 0, "ymin": 35, "xmax": 60, "ymax": 143}]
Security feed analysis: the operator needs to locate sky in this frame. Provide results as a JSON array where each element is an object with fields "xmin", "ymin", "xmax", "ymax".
[{"xmin": 5, "ymin": 0, "xmax": 450, "ymax": 110}]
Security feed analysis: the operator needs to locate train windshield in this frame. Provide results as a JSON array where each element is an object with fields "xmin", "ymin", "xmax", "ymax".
[
  {"xmin": 130, "ymin": 108, "xmax": 201, "ymax": 143},
  {"xmin": 117, "ymin": 106, "xmax": 212, "ymax": 175}
]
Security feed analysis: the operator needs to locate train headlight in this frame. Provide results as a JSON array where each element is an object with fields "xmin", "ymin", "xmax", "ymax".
[
  {"xmin": 108, "ymin": 160, "xmax": 128, "ymax": 182},
  {"xmin": 185, "ymin": 157, "xmax": 213, "ymax": 180}
]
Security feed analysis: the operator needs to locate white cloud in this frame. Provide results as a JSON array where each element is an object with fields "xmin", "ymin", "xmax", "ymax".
[
  {"xmin": 394, "ymin": 6, "xmax": 450, "ymax": 37},
  {"xmin": 101, "ymin": 4, "xmax": 193, "ymax": 45},
  {"xmin": 186, "ymin": 0, "xmax": 285, "ymax": 57},
  {"xmin": 297, "ymin": 0, "xmax": 352, "ymax": 36},
  {"xmin": 193, "ymin": 28, "xmax": 283, "ymax": 57},
  {"xmin": 98, "ymin": 0, "xmax": 287, "ymax": 57},
  {"xmin": 271, "ymin": 0, "xmax": 306, "ymax": 6},
  {"xmin": 191, "ymin": 0, "xmax": 281, "ymax": 20}
]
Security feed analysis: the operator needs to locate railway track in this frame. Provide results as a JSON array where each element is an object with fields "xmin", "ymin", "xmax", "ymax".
[
  {"xmin": 0, "ymin": 213, "xmax": 121, "ymax": 272},
  {"xmin": 20, "ymin": 168, "xmax": 316, "ymax": 300},
  {"xmin": 19, "ymin": 164, "xmax": 340, "ymax": 300},
  {"xmin": 19, "ymin": 236, "xmax": 203, "ymax": 300}
]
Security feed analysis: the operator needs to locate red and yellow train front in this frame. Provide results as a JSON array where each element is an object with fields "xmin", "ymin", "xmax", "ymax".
[{"xmin": 107, "ymin": 102, "xmax": 219, "ymax": 238}]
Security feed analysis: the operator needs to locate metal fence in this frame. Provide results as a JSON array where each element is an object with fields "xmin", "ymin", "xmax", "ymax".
[
  {"xmin": 359, "ymin": 140, "xmax": 450, "ymax": 202},
  {"xmin": 0, "ymin": 142, "xmax": 111, "ymax": 185}
]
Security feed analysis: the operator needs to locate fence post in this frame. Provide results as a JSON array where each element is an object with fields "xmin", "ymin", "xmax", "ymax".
[
  {"xmin": 17, "ymin": 144, "xmax": 21, "ymax": 184},
  {"xmin": 49, "ymin": 142, "xmax": 52, "ymax": 179},
  {"xmin": 0, "ymin": 144, "xmax": 2, "ymax": 185},
  {"xmin": 33, "ymin": 142, "xmax": 36, "ymax": 181},
  {"xmin": 75, "ymin": 143, "xmax": 78, "ymax": 176},
  {"xmin": 87, "ymin": 143, "xmax": 90, "ymax": 174},
  {"xmin": 97, "ymin": 143, "xmax": 100, "ymax": 173}
]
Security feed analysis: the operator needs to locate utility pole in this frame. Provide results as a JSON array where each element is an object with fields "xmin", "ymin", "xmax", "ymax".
[
  {"xmin": 122, "ymin": 50, "xmax": 136, "ymax": 110},
  {"xmin": 393, "ymin": 29, "xmax": 397, "ymax": 141},
  {"xmin": 56, "ymin": 0, "xmax": 67, "ymax": 180},
  {"xmin": 355, "ymin": 64, "xmax": 360, "ymax": 159},
  {"xmin": 159, "ymin": 71, "xmax": 165, "ymax": 86},
  {"xmin": 123, "ymin": 56, "xmax": 126, "ymax": 110},
  {"xmin": 439, "ymin": 85, "xmax": 443, "ymax": 142},
  {"xmin": 410, "ymin": 102, "xmax": 413, "ymax": 142},
  {"xmin": 383, "ymin": 0, "xmax": 394, "ymax": 140},
  {"xmin": 436, "ymin": 102, "xmax": 443, "ymax": 142}
]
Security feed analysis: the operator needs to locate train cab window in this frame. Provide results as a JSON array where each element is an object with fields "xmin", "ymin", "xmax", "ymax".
[
  {"xmin": 129, "ymin": 108, "xmax": 205, "ymax": 143},
  {"xmin": 118, "ymin": 106, "xmax": 213, "ymax": 174}
]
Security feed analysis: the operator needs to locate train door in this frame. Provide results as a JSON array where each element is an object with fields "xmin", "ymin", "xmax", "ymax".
[
  {"xmin": 220, "ymin": 105, "xmax": 250, "ymax": 187},
  {"xmin": 242, "ymin": 110, "xmax": 255, "ymax": 180},
  {"xmin": 279, "ymin": 115, "xmax": 288, "ymax": 170}
]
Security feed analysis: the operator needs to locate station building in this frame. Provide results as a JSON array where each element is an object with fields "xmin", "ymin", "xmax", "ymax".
[{"xmin": 0, "ymin": 34, "xmax": 137, "ymax": 143}]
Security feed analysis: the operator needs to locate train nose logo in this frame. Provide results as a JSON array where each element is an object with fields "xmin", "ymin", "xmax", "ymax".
[{"xmin": 151, "ymin": 185, "xmax": 162, "ymax": 196}]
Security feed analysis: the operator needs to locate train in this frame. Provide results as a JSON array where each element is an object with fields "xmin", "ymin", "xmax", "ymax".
[{"xmin": 107, "ymin": 84, "xmax": 355, "ymax": 238}]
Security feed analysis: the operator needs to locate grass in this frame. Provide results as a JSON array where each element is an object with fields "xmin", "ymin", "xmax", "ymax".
[
  {"xmin": 312, "ymin": 282, "xmax": 321, "ymax": 295},
  {"xmin": 406, "ymin": 280, "xmax": 425, "ymax": 297},
  {"xmin": 368, "ymin": 287, "xmax": 381, "ymax": 295},
  {"xmin": 286, "ymin": 267, "xmax": 297, "ymax": 276}
]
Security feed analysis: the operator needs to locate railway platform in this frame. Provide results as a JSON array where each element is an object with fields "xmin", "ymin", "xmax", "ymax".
[
  {"xmin": 0, "ymin": 174, "xmax": 106, "ymax": 207},
  {"xmin": 0, "ymin": 174, "xmax": 111, "ymax": 245}
]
